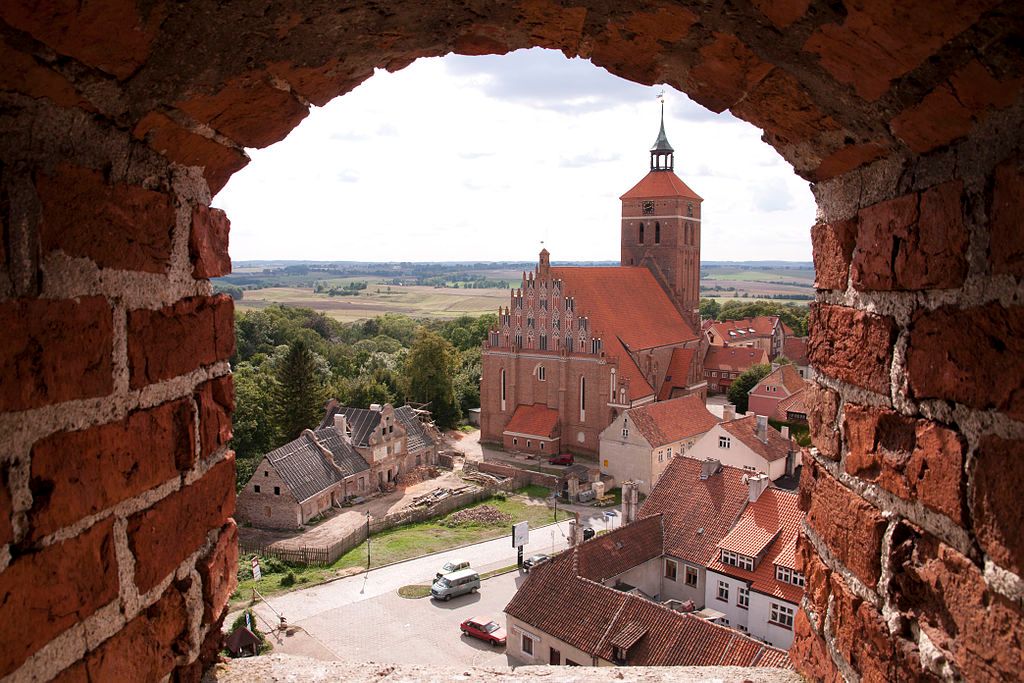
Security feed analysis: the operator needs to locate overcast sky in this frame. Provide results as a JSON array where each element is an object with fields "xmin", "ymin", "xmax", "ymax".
[{"xmin": 214, "ymin": 48, "xmax": 815, "ymax": 263}]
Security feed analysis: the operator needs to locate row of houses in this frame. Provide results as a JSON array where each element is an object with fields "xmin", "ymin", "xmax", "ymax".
[{"xmin": 504, "ymin": 456, "xmax": 804, "ymax": 665}]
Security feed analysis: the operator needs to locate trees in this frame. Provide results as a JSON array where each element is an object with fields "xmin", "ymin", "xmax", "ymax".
[
  {"xmin": 727, "ymin": 363, "xmax": 772, "ymax": 414},
  {"xmin": 699, "ymin": 298, "xmax": 721, "ymax": 320},
  {"xmin": 717, "ymin": 300, "xmax": 810, "ymax": 336},
  {"xmin": 273, "ymin": 340, "xmax": 330, "ymax": 441},
  {"xmin": 405, "ymin": 328, "xmax": 461, "ymax": 429}
]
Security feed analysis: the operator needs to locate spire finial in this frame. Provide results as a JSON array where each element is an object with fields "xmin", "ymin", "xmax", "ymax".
[{"xmin": 650, "ymin": 90, "xmax": 674, "ymax": 171}]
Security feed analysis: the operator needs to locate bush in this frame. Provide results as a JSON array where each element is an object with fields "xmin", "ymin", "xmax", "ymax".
[{"xmin": 279, "ymin": 572, "xmax": 296, "ymax": 587}]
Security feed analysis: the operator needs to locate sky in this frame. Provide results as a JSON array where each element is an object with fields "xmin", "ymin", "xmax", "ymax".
[{"xmin": 214, "ymin": 48, "xmax": 815, "ymax": 263}]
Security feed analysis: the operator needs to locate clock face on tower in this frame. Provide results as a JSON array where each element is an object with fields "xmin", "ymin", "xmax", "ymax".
[{"xmin": 641, "ymin": 200, "xmax": 654, "ymax": 215}]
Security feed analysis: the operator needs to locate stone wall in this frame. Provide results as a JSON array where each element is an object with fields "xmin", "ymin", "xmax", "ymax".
[{"xmin": 1, "ymin": 1, "xmax": 1022, "ymax": 681}]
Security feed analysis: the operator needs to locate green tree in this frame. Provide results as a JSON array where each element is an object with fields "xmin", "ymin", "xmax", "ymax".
[
  {"xmin": 231, "ymin": 361, "xmax": 280, "ymax": 491},
  {"xmin": 405, "ymin": 328, "xmax": 461, "ymax": 428},
  {"xmin": 699, "ymin": 298, "xmax": 721, "ymax": 320},
  {"xmin": 273, "ymin": 340, "xmax": 330, "ymax": 441},
  {"xmin": 727, "ymin": 363, "xmax": 772, "ymax": 414}
]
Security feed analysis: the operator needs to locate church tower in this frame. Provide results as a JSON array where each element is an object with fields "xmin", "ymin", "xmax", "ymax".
[{"xmin": 620, "ymin": 101, "xmax": 703, "ymax": 329}]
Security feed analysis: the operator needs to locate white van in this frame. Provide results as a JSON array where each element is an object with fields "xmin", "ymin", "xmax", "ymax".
[
  {"xmin": 435, "ymin": 559, "xmax": 471, "ymax": 580},
  {"xmin": 431, "ymin": 568, "xmax": 481, "ymax": 601}
]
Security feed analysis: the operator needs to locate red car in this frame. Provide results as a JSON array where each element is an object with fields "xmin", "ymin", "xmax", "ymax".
[
  {"xmin": 548, "ymin": 453, "xmax": 574, "ymax": 466},
  {"xmin": 460, "ymin": 617, "xmax": 507, "ymax": 646}
]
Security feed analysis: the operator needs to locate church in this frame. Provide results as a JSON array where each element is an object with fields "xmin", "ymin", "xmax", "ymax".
[{"xmin": 480, "ymin": 111, "xmax": 708, "ymax": 457}]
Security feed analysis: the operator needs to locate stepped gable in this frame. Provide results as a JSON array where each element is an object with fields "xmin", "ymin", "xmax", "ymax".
[
  {"xmin": 620, "ymin": 170, "xmax": 703, "ymax": 201},
  {"xmin": 627, "ymin": 395, "xmax": 721, "ymax": 447},
  {"xmin": 720, "ymin": 415, "xmax": 793, "ymax": 463},
  {"xmin": 639, "ymin": 457, "xmax": 750, "ymax": 565}
]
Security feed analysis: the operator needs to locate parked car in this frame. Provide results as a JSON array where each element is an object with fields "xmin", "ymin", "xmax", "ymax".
[
  {"xmin": 548, "ymin": 453, "xmax": 574, "ymax": 466},
  {"xmin": 431, "ymin": 568, "xmax": 481, "ymax": 601},
  {"xmin": 522, "ymin": 553, "xmax": 550, "ymax": 572},
  {"xmin": 435, "ymin": 559, "xmax": 471, "ymax": 580},
  {"xmin": 460, "ymin": 617, "xmax": 507, "ymax": 646},
  {"xmin": 582, "ymin": 526, "xmax": 596, "ymax": 541}
]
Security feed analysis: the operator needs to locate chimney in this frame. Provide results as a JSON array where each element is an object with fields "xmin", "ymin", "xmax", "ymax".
[
  {"xmin": 333, "ymin": 413, "xmax": 350, "ymax": 442},
  {"xmin": 722, "ymin": 403, "xmax": 735, "ymax": 422},
  {"xmin": 755, "ymin": 415, "xmax": 768, "ymax": 443},
  {"xmin": 781, "ymin": 425, "xmax": 790, "ymax": 439},
  {"xmin": 748, "ymin": 473, "xmax": 770, "ymax": 502},
  {"xmin": 700, "ymin": 458, "xmax": 721, "ymax": 480},
  {"xmin": 621, "ymin": 481, "xmax": 639, "ymax": 524},
  {"xmin": 568, "ymin": 513, "xmax": 583, "ymax": 547}
]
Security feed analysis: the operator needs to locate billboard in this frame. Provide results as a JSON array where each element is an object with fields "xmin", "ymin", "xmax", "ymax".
[{"xmin": 512, "ymin": 521, "xmax": 529, "ymax": 548}]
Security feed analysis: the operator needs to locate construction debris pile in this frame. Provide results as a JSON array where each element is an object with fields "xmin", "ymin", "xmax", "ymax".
[
  {"xmin": 410, "ymin": 485, "xmax": 473, "ymax": 508},
  {"xmin": 442, "ymin": 505, "xmax": 512, "ymax": 527},
  {"xmin": 396, "ymin": 466, "xmax": 440, "ymax": 487}
]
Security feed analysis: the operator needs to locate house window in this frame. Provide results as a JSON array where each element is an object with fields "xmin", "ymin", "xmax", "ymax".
[
  {"xmin": 685, "ymin": 565, "xmax": 698, "ymax": 587},
  {"xmin": 658, "ymin": 450, "xmax": 664, "ymax": 462},
  {"xmin": 719, "ymin": 436, "xmax": 731, "ymax": 449},
  {"xmin": 737, "ymin": 624, "xmax": 748, "ymax": 633},
  {"xmin": 738, "ymin": 587, "xmax": 750, "ymax": 609},
  {"xmin": 664, "ymin": 559, "xmax": 677, "ymax": 581},
  {"xmin": 770, "ymin": 603, "xmax": 795, "ymax": 629},
  {"xmin": 776, "ymin": 565, "xmax": 806, "ymax": 587},
  {"xmin": 521, "ymin": 633, "xmax": 535, "ymax": 656},
  {"xmin": 540, "ymin": 442, "xmax": 545, "ymax": 450},
  {"xmin": 254, "ymin": 485, "xmax": 261, "ymax": 493},
  {"xmin": 687, "ymin": 202, "xmax": 694, "ymax": 217},
  {"xmin": 358, "ymin": 477, "xmax": 365, "ymax": 490},
  {"xmin": 667, "ymin": 447, "xmax": 672, "ymax": 458},
  {"xmin": 263, "ymin": 471, "xmax": 268, "ymax": 477},
  {"xmin": 513, "ymin": 437, "xmax": 518, "ymax": 446},
  {"xmin": 527, "ymin": 440, "xmax": 531, "ymax": 448},
  {"xmin": 721, "ymin": 549, "xmax": 755, "ymax": 571},
  {"xmin": 537, "ymin": 365, "xmax": 546, "ymax": 381},
  {"xmin": 711, "ymin": 371, "xmax": 717, "ymax": 377},
  {"xmin": 274, "ymin": 486, "xmax": 280, "ymax": 496},
  {"xmin": 717, "ymin": 581, "xmax": 729, "ymax": 601},
  {"xmin": 539, "ymin": 334, "xmax": 547, "ymax": 350},
  {"xmin": 622, "ymin": 418, "xmax": 628, "ymax": 438}
]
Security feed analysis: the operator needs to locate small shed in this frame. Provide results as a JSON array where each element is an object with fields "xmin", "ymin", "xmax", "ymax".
[{"xmin": 225, "ymin": 626, "xmax": 262, "ymax": 657}]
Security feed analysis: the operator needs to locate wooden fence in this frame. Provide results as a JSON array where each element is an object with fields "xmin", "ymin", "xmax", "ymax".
[{"xmin": 240, "ymin": 524, "xmax": 368, "ymax": 567}]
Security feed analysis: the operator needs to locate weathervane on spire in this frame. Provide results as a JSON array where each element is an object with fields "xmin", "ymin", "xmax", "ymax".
[{"xmin": 650, "ymin": 89, "xmax": 674, "ymax": 171}]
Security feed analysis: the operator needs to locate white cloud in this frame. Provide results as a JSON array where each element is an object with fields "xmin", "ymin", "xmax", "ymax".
[{"xmin": 214, "ymin": 48, "xmax": 814, "ymax": 263}]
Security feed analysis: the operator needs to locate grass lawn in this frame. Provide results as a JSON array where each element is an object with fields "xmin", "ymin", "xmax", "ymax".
[{"xmin": 232, "ymin": 488, "xmax": 558, "ymax": 604}]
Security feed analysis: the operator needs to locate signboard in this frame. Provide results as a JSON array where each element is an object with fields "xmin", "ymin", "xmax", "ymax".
[
  {"xmin": 251, "ymin": 556, "xmax": 262, "ymax": 581},
  {"xmin": 512, "ymin": 521, "xmax": 529, "ymax": 548}
]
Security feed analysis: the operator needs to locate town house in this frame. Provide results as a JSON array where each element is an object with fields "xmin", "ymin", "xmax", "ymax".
[
  {"xmin": 686, "ymin": 412, "xmax": 800, "ymax": 483},
  {"xmin": 747, "ymin": 364, "xmax": 808, "ymax": 423}
]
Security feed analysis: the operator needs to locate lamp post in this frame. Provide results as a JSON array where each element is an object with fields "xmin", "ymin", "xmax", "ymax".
[{"xmin": 366, "ymin": 510, "xmax": 371, "ymax": 571}]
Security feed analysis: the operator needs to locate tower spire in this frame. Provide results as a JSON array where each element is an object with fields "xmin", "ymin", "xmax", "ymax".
[{"xmin": 651, "ymin": 91, "xmax": 674, "ymax": 171}]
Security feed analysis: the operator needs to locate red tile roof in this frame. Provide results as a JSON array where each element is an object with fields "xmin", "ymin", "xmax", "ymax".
[
  {"xmin": 774, "ymin": 389, "xmax": 807, "ymax": 421},
  {"xmin": 718, "ymin": 515, "xmax": 782, "ymax": 558},
  {"xmin": 706, "ymin": 488, "xmax": 804, "ymax": 604},
  {"xmin": 503, "ymin": 403, "xmax": 559, "ymax": 438},
  {"xmin": 656, "ymin": 346, "xmax": 696, "ymax": 401},
  {"xmin": 782, "ymin": 336, "xmax": 809, "ymax": 365},
  {"xmin": 709, "ymin": 316, "xmax": 779, "ymax": 341},
  {"xmin": 720, "ymin": 415, "xmax": 794, "ymax": 463},
  {"xmin": 627, "ymin": 395, "xmax": 720, "ymax": 448},
  {"xmin": 752, "ymin": 363, "xmax": 807, "ymax": 396},
  {"xmin": 639, "ymin": 457, "xmax": 750, "ymax": 565},
  {"xmin": 620, "ymin": 170, "xmax": 703, "ymax": 201},
  {"xmin": 577, "ymin": 515, "xmax": 664, "ymax": 582},
  {"xmin": 704, "ymin": 346, "xmax": 769, "ymax": 373}
]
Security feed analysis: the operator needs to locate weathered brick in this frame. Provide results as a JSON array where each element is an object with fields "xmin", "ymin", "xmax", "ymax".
[
  {"xmin": 0, "ymin": 296, "xmax": 113, "ymax": 412},
  {"xmin": 852, "ymin": 182, "xmax": 967, "ymax": 291},
  {"xmin": 28, "ymin": 399, "xmax": 194, "ymax": 541},
  {"xmin": 173, "ymin": 611, "xmax": 225, "ymax": 683},
  {"xmin": 796, "ymin": 533, "xmax": 831, "ymax": 620},
  {"xmin": 196, "ymin": 375, "xmax": 234, "ymax": 460},
  {"xmin": 37, "ymin": 164, "xmax": 174, "ymax": 274},
  {"xmin": 133, "ymin": 112, "xmax": 248, "ymax": 195},
  {"xmin": 0, "ymin": 464, "xmax": 12, "ymax": 548},
  {"xmin": 830, "ymin": 571, "xmax": 901, "ymax": 682},
  {"xmin": 844, "ymin": 405, "xmax": 964, "ymax": 523},
  {"xmin": 906, "ymin": 303, "xmax": 1024, "ymax": 420},
  {"xmin": 190, "ymin": 206, "xmax": 232, "ymax": 279},
  {"xmin": 200, "ymin": 521, "xmax": 238, "ymax": 622},
  {"xmin": 752, "ymin": 0, "xmax": 809, "ymax": 29},
  {"xmin": 890, "ymin": 522, "xmax": 1024, "ymax": 680},
  {"xmin": 808, "ymin": 304, "xmax": 896, "ymax": 395},
  {"xmin": 127, "ymin": 453, "xmax": 236, "ymax": 593},
  {"xmin": 84, "ymin": 584, "xmax": 189, "ymax": 682},
  {"xmin": 127, "ymin": 295, "xmax": 235, "ymax": 389},
  {"xmin": 812, "ymin": 142, "xmax": 889, "ymax": 181},
  {"xmin": 971, "ymin": 435, "xmax": 1024, "ymax": 575},
  {"xmin": 805, "ymin": 382, "xmax": 841, "ymax": 460},
  {"xmin": 0, "ymin": 519, "xmax": 118, "ymax": 678},
  {"xmin": 812, "ymin": 218, "xmax": 857, "ymax": 290},
  {"xmin": 802, "ymin": 458, "xmax": 887, "ymax": 588},
  {"xmin": 683, "ymin": 33, "xmax": 773, "ymax": 113},
  {"xmin": 990, "ymin": 156, "xmax": 1024, "ymax": 277},
  {"xmin": 732, "ymin": 69, "xmax": 840, "ymax": 149},
  {"xmin": 790, "ymin": 609, "xmax": 843, "ymax": 683},
  {"xmin": 0, "ymin": 36, "xmax": 90, "ymax": 110}
]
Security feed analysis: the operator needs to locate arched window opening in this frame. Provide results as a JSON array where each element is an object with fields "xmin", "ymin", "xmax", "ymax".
[
  {"xmin": 655, "ymin": 222, "xmax": 661, "ymax": 244},
  {"xmin": 639, "ymin": 222, "xmax": 645, "ymax": 244}
]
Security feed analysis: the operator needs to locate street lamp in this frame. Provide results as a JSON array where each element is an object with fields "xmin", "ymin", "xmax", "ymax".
[{"xmin": 366, "ymin": 510, "xmax": 371, "ymax": 571}]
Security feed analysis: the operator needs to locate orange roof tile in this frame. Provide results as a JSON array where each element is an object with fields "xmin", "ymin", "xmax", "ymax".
[
  {"xmin": 718, "ymin": 516, "xmax": 781, "ymax": 558},
  {"xmin": 710, "ymin": 316, "xmax": 779, "ymax": 340},
  {"xmin": 503, "ymin": 403, "xmax": 559, "ymax": 438},
  {"xmin": 627, "ymin": 395, "xmax": 720, "ymax": 447},
  {"xmin": 656, "ymin": 346, "xmax": 696, "ymax": 401},
  {"xmin": 577, "ymin": 515, "xmax": 664, "ymax": 582},
  {"xmin": 753, "ymin": 363, "xmax": 808, "ymax": 396},
  {"xmin": 720, "ymin": 415, "xmax": 794, "ymax": 463},
  {"xmin": 639, "ymin": 457, "xmax": 750, "ymax": 565},
  {"xmin": 783, "ymin": 336, "xmax": 809, "ymax": 365},
  {"xmin": 620, "ymin": 170, "xmax": 703, "ymax": 201},
  {"xmin": 706, "ymin": 488, "xmax": 803, "ymax": 604},
  {"xmin": 774, "ymin": 389, "xmax": 807, "ymax": 421},
  {"xmin": 704, "ymin": 346, "xmax": 769, "ymax": 373}
]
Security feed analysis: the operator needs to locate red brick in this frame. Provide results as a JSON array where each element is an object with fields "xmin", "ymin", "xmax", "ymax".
[
  {"xmin": 971, "ymin": 435, "xmax": 1024, "ymax": 575},
  {"xmin": 890, "ymin": 522, "xmax": 1024, "ymax": 680},
  {"xmin": 890, "ymin": 87, "xmax": 973, "ymax": 154},
  {"xmin": 990, "ymin": 156, "xmax": 1024, "ymax": 277},
  {"xmin": 127, "ymin": 295, "xmax": 235, "ymax": 389},
  {"xmin": 196, "ymin": 375, "xmax": 234, "ymax": 460},
  {"xmin": 267, "ymin": 58, "xmax": 376, "ymax": 108},
  {"xmin": 173, "ymin": 610, "xmax": 225, "ymax": 683},
  {"xmin": 0, "ymin": 1, "xmax": 162, "ymax": 79},
  {"xmin": 796, "ymin": 533, "xmax": 832, "ymax": 619},
  {"xmin": 812, "ymin": 143, "xmax": 889, "ymax": 181},
  {"xmin": 733, "ymin": 69, "xmax": 840, "ymax": 149},
  {"xmin": 127, "ymin": 453, "xmax": 236, "ymax": 593},
  {"xmin": 190, "ymin": 206, "xmax": 232, "ymax": 279},
  {"xmin": 133, "ymin": 112, "xmax": 249, "ymax": 195},
  {"xmin": 803, "ymin": 0, "xmax": 997, "ymax": 101},
  {"xmin": 0, "ymin": 36, "xmax": 90, "ymax": 110},
  {"xmin": 752, "ymin": 0, "xmax": 809, "ymax": 28},
  {"xmin": 49, "ymin": 661, "xmax": 87, "ymax": 683},
  {"xmin": 906, "ymin": 303, "xmax": 1024, "ymax": 420},
  {"xmin": 0, "ymin": 519, "xmax": 118, "ymax": 678},
  {"xmin": 28, "ymin": 399, "xmax": 195, "ymax": 541},
  {"xmin": 805, "ymin": 382, "xmax": 841, "ymax": 460},
  {"xmin": 176, "ymin": 74, "xmax": 309, "ymax": 149},
  {"xmin": 852, "ymin": 182, "xmax": 967, "ymax": 291},
  {"xmin": 801, "ymin": 458, "xmax": 887, "ymax": 588},
  {"xmin": 37, "ymin": 164, "xmax": 174, "ymax": 274},
  {"xmin": 84, "ymin": 584, "xmax": 189, "ymax": 682},
  {"xmin": 808, "ymin": 304, "xmax": 896, "ymax": 395},
  {"xmin": 790, "ymin": 609, "xmax": 843, "ymax": 683},
  {"xmin": 0, "ymin": 464, "xmax": 12, "ymax": 548},
  {"xmin": 844, "ymin": 406, "xmax": 965, "ymax": 523},
  {"xmin": 199, "ymin": 521, "xmax": 238, "ymax": 622},
  {"xmin": 683, "ymin": 33, "xmax": 773, "ymax": 112},
  {"xmin": 811, "ymin": 218, "xmax": 857, "ymax": 290},
  {"xmin": 0, "ymin": 296, "xmax": 113, "ymax": 412}
]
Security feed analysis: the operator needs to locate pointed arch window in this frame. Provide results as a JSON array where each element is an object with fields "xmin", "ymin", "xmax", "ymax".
[
  {"xmin": 655, "ymin": 222, "xmax": 661, "ymax": 244},
  {"xmin": 579, "ymin": 376, "xmax": 586, "ymax": 420},
  {"xmin": 639, "ymin": 222, "xmax": 645, "ymax": 244},
  {"xmin": 687, "ymin": 202, "xmax": 694, "ymax": 217}
]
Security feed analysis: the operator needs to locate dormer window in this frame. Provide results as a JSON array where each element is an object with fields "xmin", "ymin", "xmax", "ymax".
[{"xmin": 721, "ymin": 549, "xmax": 755, "ymax": 571}]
